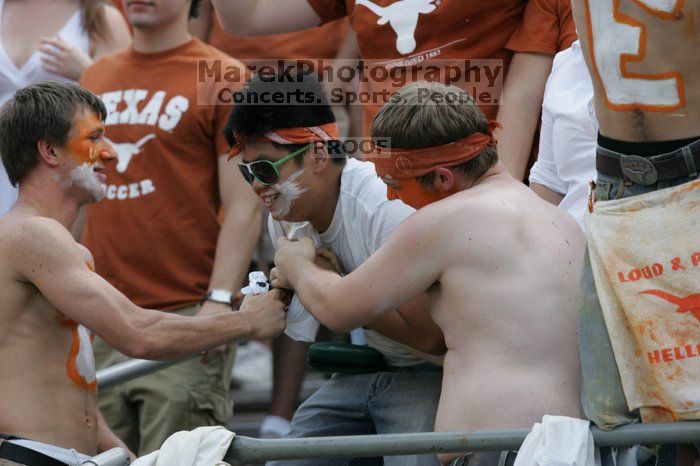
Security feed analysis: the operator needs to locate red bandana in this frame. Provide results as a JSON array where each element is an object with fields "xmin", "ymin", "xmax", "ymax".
[
  {"xmin": 371, "ymin": 121, "xmax": 501, "ymax": 179},
  {"xmin": 228, "ymin": 122, "xmax": 340, "ymax": 160}
]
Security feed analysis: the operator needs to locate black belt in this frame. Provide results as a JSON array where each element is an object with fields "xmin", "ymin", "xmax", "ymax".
[
  {"xmin": 596, "ymin": 141, "xmax": 700, "ymax": 186},
  {"xmin": 0, "ymin": 441, "xmax": 68, "ymax": 466}
]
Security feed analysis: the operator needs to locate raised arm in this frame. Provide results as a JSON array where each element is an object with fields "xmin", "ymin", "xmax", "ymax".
[
  {"xmin": 211, "ymin": 0, "xmax": 322, "ymax": 35},
  {"xmin": 493, "ymin": 52, "xmax": 553, "ymax": 182},
  {"xmin": 274, "ymin": 209, "xmax": 443, "ymax": 330},
  {"xmin": 12, "ymin": 218, "xmax": 285, "ymax": 360}
]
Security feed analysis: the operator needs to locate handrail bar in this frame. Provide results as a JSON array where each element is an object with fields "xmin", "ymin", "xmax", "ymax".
[
  {"xmin": 96, "ymin": 357, "xmax": 195, "ymax": 390},
  {"xmin": 222, "ymin": 422, "xmax": 700, "ymax": 465}
]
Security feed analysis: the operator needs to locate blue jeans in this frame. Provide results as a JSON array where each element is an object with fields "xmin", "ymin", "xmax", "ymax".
[
  {"xmin": 580, "ymin": 171, "xmax": 700, "ymax": 430},
  {"xmin": 267, "ymin": 367, "xmax": 442, "ymax": 466}
]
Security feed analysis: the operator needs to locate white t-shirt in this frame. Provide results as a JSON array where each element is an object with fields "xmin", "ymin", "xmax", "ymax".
[
  {"xmin": 269, "ymin": 158, "xmax": 427, "ymax": 367},
  {"xmin": 529, "ymin": 41, "xmax": 598, "ymax": 230}
]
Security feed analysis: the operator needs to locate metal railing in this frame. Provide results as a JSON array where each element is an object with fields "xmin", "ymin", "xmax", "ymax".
[
  {"xmin": 96, "ymin": 356, "xmax": 196, "ymax": 390},
  {"xmin": 83, "ymin": 447, "xmax": 130, "ymax": 466},
  {"xmin": 95, "ymin": 359, "xmax": 700, "ymax": 466},
  {"xmin": 222, "ymin": 422, "xmax": 700, "ymax": 465}
]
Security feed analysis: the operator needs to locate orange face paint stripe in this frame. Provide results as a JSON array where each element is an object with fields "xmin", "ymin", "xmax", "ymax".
[
  {"xmin": 66, "ymin": 113, "xmax": 106, "ymax": 164},
  {"xmin": 583, "ymin": 0, "xmax": 686, "ymax": 113}
]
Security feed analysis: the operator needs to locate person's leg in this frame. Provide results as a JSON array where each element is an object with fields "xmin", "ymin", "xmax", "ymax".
[
  {"xmin": 578, "ymin": 246, "xmax": 639, "ymax": 430},
  {"xmin": 578, "ymin": 172, "xmax": 644, "ymax": 430},
  {"xmin": 130, "ymin": 343, "xmax": 236, "ymax": 455},
  {"xmin": 263, "ymin": 334, "xmax": 310, "ymax": 437},
  {"xmin": 370, "ymin": 368, "xmax": 443, "ymax": 466},
  {"xmin": 266, "ymin": 373, "xmax": 378, "ymax": 466}
]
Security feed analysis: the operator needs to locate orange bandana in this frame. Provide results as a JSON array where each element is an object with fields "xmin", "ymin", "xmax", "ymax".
[
  {"xmin": 228, "ymin": 122, "xmax": 339, "ymax": 160},
  {"xmin": 371, "ymin": 121, "xmax": 501, "ymax": 179}
]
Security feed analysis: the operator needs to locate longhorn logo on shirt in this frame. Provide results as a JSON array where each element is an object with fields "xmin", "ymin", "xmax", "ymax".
[
  {"xmin": 106, "ymin": 134, "xmax": 156, "ymax": 173},
  {"xmin": 355, "ymin": 0, "xmax": 437, "ymax": 55},
  {"xmin": 641, "ymin": 290, "xmax": 700, "ymax": 323}
]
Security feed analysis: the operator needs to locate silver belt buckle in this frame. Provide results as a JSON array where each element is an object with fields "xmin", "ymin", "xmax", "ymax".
[{"xmin": 619, "ymin": 154, "xmax": 658, "ymax": 185}]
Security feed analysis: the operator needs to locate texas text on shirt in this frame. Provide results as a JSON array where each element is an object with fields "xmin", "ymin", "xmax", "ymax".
[{"xmin": 79, "ymin": 39, "xmax": 246, "ymax": 310}]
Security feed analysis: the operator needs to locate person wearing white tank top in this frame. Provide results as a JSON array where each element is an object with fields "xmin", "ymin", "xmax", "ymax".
[{"xmin": 0, "ymin": 0, "xmax": 130, "ymax": 217}]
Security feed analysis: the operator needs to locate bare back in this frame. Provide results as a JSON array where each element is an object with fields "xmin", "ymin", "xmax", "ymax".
[
  {"xmin": 0, "ymin": 212, "xmax": 98, "ymax": 455},
  {"xmin": 572, "ymin": 0, "xmax": 700, "ymax": 141},
  {"xmin": 429, "ymin": 175, "xmax": 585, "ymax": 433}
]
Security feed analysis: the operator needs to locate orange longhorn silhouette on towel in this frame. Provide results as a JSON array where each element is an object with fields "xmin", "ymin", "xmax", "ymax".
[{"xmin": 640, "ymin": 290, "xmax": 700, "ymax": 323}]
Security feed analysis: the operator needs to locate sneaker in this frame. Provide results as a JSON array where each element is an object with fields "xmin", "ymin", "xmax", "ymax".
[{"xmin": 232, "ymin": 341, "xmax": 272, "ymax": 387}]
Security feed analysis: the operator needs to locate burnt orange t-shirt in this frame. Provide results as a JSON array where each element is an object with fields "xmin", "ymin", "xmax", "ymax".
[
  {"xmin": 506, "ymin": 0, "xmax": 577, "ymax": 55},
  {"xmin": 80, "ymin": 39, "xmax": 245, "ymax": 310},
  {"xmin": 208, "ymin": 14, "xmax": 349, "ymax": 68},
  {"xmin": 306, "ymin": 0, "xmax": 531, "ymax": 130}
]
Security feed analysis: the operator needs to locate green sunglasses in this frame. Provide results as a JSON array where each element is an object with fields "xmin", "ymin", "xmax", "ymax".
[{"xmin": 238, "ymin": 144, "xmax": 312, "ymax": 186}]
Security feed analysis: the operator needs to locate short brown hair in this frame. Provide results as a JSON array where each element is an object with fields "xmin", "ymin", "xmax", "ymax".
[
  {"xmin": 371, "ymin": 81, "xmax": 497, "ymax": 187},
  {"xmin": 0, "ymin": 82, "xmax": 106, "ymax": 186}
]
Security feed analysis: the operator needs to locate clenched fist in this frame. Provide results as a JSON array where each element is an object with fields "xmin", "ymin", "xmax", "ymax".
[{"xmin": 238, "ymin": 289, "xmax": 287, "ymax": 340}]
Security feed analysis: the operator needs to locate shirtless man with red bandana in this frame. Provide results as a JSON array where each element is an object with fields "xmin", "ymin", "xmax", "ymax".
[
  {"xmin": 273, "ymin": 82, "xmax": 585, "ymax": 465},
  {"xmin": 0, "ymin": 82, "xmax": 286, "ymax": 466}
]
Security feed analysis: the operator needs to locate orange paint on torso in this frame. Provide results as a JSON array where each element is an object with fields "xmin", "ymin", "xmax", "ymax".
[
  {"xmin": 61, "ymin": 320, "xmax": 97, "ymax": 391},
  {"xmin": 55, "ymin": 259, "xmax": 98, "ymax": 391}
]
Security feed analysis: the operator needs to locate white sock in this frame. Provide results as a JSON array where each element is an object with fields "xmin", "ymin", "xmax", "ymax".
[{"xmin": 260, "ymin": 415, "xmax": 292, "ymax": 436}]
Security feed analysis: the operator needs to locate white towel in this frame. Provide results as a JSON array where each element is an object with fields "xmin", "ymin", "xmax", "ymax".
[
  {"xmin": 585, "ymin": 180, "xmax": 700, "ymax": 422},
  {"xmin": 514, "ymin": 416, "xmax": 597, "ymax": 466},
  {"xmin": 131, "ymin": 427, "xmax": 234, "ymax": 466}
]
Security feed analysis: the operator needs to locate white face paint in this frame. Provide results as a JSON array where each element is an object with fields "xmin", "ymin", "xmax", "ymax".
[
  {"xmin": 260, "ymin": 169, "xmax": 307, "ymax": 219},
  {"xmin": 67, "ymin": 162, "xmax": 107, "ymax": 202}
]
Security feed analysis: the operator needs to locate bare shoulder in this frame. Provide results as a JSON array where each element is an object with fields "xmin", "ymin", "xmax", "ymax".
[{"xmin": 0, "ymin": 215, "xmax": 80, "ymax": 266}]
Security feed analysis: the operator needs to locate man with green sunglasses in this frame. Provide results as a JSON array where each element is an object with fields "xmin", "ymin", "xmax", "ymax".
[
  {"xmin": 225, "ymin": 71, "xmax": 445, "ymax": 466},
  {"xmin": 238, "ymin": 143, "xmax": 313, "ymax": 187}
]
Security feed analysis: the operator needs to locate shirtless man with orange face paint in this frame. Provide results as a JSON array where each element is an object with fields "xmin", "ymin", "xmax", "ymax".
[
  {"xmin": 0, "ymin": 82, "xmax": 286, "ymax": 466},
  {"xmin": 273, "ymin": 82, "xmax": 586, "ymax": 465}
]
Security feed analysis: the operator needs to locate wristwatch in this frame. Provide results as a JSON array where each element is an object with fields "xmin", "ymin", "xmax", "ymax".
[{"xmin": 203, "ymin": 288, "xmax": 234, "ymax": 307}]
